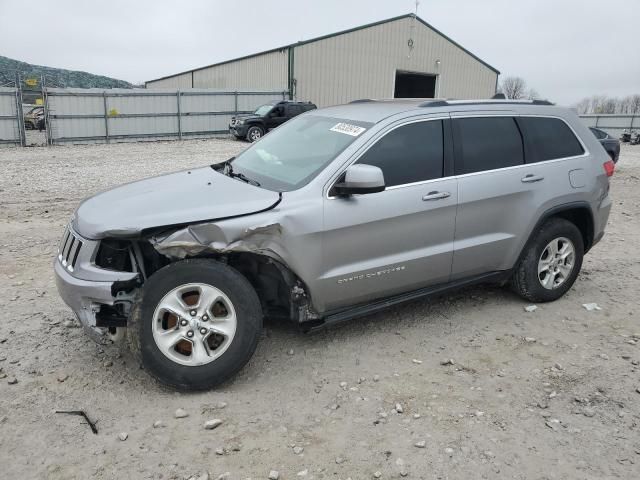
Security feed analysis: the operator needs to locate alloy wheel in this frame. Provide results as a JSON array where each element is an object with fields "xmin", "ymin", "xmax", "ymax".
[
  {"xmin": 152, "ymin": 283, "xmax": 237, "ymax": 366},
  {"xmin": 537, "ymin": 237, "xmax": 575, "ymax": 290}
]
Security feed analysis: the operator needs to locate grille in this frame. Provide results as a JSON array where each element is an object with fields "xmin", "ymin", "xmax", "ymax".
[{"xmin": 58, "ymin": 225, "xmax": 83, "ymax": 273}]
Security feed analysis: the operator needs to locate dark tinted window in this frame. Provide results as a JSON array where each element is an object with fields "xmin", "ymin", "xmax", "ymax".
[
  {"xmin": 521, "ymin": 117, "xmax": 584, "ymax": 162},
  {"xmin": 356, "ymin": 120, "xmax": 443, "ymax": 187},
  {"xmin": 287, "ymin": 105, "xmax": 303, "ymax": 116},
  {"xmin": 455, "ymin": 117, "xmax": 524, "ymax": 174},
  {"xmin": 589, "ymin": 127, "xmax": 607, "ymax": 140}
]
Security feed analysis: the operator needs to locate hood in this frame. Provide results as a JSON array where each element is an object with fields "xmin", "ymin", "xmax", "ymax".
[
  {"xmin": 233, "ymin": 114, "xmax": 260, "ymax": 121},
  {"xmin": 73, "ymin": 166, "xmax": 280, "ymax": 240}
]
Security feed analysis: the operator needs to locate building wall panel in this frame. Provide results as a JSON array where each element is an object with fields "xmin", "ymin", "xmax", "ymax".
[
  {"xmin": 192, "ymin": 50, "xmax": 288, "ymax": 90},
  {"xmin": 294, "ymin": 17, "xmax": 497, "ymax": 107},
  {"xmin": 146, "ymin": 72, "xmax": 192, "ymax": 89}
]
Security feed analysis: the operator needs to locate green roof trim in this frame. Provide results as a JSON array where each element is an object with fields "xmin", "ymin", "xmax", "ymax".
[{"xmin": 146, "ymin": 13, "xmax": 499, "ymax": 85}]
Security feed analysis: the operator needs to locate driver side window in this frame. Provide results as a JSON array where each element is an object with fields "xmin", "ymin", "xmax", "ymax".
[{"xmin": 356, "ymin": 120, "xmax": 444, "ymax": 187}]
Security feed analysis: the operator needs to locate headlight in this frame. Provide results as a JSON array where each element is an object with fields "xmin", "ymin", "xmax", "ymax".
[{"xmin": 237, "ymin": 119, "xmax": 245, "ymax": 125}]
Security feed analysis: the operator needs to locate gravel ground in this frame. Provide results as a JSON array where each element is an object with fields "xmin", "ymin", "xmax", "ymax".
[{"xmin": 0, "ymin": 139, "xmax": 639, "ymax": 480}]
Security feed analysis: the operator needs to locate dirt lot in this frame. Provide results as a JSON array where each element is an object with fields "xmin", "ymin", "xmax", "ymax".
[{"xmin": 0, "ymin": 139, "xmax": 639, "ymax": 480}]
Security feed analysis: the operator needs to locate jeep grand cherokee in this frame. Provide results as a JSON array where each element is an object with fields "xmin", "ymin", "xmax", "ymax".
[{"xmin": 55, "ymin": 98, "xmax": 613, "ymax": 390}]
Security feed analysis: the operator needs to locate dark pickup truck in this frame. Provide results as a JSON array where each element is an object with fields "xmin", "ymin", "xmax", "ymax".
[{"xmin": 229, "ymin": 100, "xmax": 316, "ymax": 142}]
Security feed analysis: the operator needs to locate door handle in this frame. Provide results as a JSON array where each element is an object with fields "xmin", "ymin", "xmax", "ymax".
[
  {"xmin": 521, "ymin": 174, "xmax": 544, "ymax": 183},
  {"xmin": 422, "ymin": 191, "xmax": 451, "ymax": 201}
]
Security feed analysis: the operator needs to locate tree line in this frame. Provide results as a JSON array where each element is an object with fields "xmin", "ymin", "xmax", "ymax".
[
  {"xmin": 498, "ymin": 76, "xmax": 640, "ymax": 115},
  {"xmin": 574, "ymin": 95, "xmax": 640, "ymax": 115}
]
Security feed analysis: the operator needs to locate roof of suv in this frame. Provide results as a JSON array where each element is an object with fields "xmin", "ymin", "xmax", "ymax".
[{"xmin": 317, "ymin": 98, "xmax": 562, "ymax": 124}]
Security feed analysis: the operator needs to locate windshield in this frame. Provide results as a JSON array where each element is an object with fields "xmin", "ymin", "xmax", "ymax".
[
  {"xmin": 228, "ymin": 115, "xmax": 372, "ymax": 191},
  {"xmin": 253, "ymin": 104, "xmax": 274, "ymax": 116}
]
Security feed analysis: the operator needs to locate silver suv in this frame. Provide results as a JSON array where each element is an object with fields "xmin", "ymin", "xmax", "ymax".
[{"xmin": 54, "ymin": 99, "xmax": 614, "ymax": 390}]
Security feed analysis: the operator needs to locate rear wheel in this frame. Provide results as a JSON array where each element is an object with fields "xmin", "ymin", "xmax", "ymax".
[
  {"xmin": 246, "ymin": 126, "xmax": 264, "ymax": 142},
  {"xmin": 511, "ymin": 218, "xmax": 584, "ymax": 302},
  {"xmin": 128, "ymin": 259, "xmax": 262, "ymax": 390}
]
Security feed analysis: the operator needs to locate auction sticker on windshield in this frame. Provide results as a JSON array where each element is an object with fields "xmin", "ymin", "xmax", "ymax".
[{"xmin": 330, "ymin": 123, "xmax": 366, "ymax": 137}]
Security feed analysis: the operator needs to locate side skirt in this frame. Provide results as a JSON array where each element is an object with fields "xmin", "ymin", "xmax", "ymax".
[{"xmin": 304, "ymin": 271, "xmax": 510, "ymax": 332}]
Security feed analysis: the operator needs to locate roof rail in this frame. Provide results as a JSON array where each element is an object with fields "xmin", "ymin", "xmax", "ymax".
[
  {"xmin": 418, "ymin": 100, "xmax": 449, "ymax": 107},
  {"xmin": 349, "ymin": 99, "xmax": 375, "ymax": 104},
  {"xmin": 419, "ymin": 99, "xmax": 555, "ymax": 107},
  {"xmin": 532, "ymin": 99, "xmax": 554, "ymax": 105},
  {"xmin": 492, "ymin": 93, "xmax": 506, "ymax": 99}
]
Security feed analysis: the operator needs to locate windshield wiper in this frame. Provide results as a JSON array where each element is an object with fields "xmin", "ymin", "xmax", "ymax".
[{"xmin": 224, "ymin": 162, "xmax": 261, "ymax": 186}]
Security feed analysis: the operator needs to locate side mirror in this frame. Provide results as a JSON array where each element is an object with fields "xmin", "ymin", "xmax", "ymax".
[{"xmin": 332, "ymin": 164, "xmax": 385, "ymax": 196}]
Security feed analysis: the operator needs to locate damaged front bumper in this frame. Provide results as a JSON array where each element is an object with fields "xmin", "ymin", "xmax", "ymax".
[{"xmin": 54, "ymin": 229, "xmax": 138, "ymax": 342}]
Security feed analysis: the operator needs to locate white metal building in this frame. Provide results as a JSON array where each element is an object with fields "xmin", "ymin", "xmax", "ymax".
[{"xmin": 146, "ymin": 14, "xmax": 499, "ymax": 107}]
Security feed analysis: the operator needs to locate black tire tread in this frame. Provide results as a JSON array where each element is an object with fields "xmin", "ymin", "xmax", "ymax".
[
  {"xmin": 246, "ymin": 125, "xmax": 264, "ymax": 142},
  {"xmin": 128, "ymin": 258, "xmax": 262, "ymax": 391},
  {"xmin": 511, "ymin": 217, "xmax": 584, "ymax": 303}
]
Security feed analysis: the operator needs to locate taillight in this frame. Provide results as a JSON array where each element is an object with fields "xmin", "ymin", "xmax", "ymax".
[{"xmin": 603, "ymin": 160, "xmax": 615, "ymax": 177}]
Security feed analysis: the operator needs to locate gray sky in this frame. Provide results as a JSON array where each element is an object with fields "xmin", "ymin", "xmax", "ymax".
[{"xmin": 0, "ymin": 0, "xmax": 636, "ymax": 105}]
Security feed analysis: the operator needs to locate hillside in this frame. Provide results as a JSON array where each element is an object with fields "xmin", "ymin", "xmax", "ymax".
[{"xmin": 0, "ymin": 55, "xmax": 133, "ymax": 89}]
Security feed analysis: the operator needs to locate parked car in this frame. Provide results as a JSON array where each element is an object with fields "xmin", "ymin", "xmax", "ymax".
[
  {"xmin": 23, "ymin": 106, "xmax": 44, "ymax": 130},
  {"xmin": 229, "ymin": 100, "xmax": 316, "ymax": 142},
  {"xmin": 619, "ymin": 129, "xmax": 637, "ymax": 143},
  {"xmin": 55, "ymin": 98, "xmax": 613, "ymax": 390},
  {"xmin": 589, "ymin": 127, "xmax": 620, "ymax": 163}
]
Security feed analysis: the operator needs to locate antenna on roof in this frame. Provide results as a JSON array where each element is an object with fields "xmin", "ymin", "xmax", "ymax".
[{"xmin": 407, "ymin": 0, "xmax": 420, "ymax": 58}]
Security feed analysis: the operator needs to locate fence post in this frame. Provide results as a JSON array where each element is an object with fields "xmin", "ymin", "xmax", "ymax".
[
  {"xmin": 15, "ymin": 73, "xmax": 26, "ymax": 146},
  {"xmin": 630, "ymin": 115, "xmax": 635, "ymax": 132},
  {"xmin": 594, "ymin": 115, "xmax": 599, "ymax": 128},
  {"xmin": 234, "ymin": 91, "xmax": 238, "ymax": 116},
  {"xmin": 102, "ymin": 91, "xmax": 110, "ymax": 144},
  {"xmin": 176, "ymin": 90, "xmax": 182, "ymax": 140},
  {"xmin": 41, "ymin": 75, "xmax": 53, "ymax": 146}
]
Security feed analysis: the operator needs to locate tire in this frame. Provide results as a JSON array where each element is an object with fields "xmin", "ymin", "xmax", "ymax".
[
  {"xmin": 246, "ymin": 126, "xmax": 264, "ymax": 142},
  {"xmin": 511, "ymin": 217, "xmax": 584, "ymax": 303},
  {"xmin": 128, "ymin": 258, "xmax": 262, "ymax": 390}
]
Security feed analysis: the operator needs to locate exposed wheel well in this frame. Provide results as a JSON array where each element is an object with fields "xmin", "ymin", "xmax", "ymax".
[
  {"xmin": 549, "ymin": 207, "xmax": 594, "ymax": 252},
  {"xmin": 225, "ymin": 253, "xmax": 293, "ymax": 320}
]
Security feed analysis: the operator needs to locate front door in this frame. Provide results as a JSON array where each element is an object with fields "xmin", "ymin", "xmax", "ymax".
[
  {"xmin": 319, "ymin": 119, "xmax": 457, "ymax": 311},
  {"xmin": 266, "ymin": 105, "xmax": 287, "ymax": 130}
]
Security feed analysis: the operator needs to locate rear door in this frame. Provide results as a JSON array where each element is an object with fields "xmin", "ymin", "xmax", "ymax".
[
  {"xmin": 450, "ymin": 115, "xmax": 530, "ymax": 278},
  {"xmin": 450, "ymin": 114, "xmax": 586, "ymax": 279},
  {"xmin": 320, "ymin": 118, "xmax": 458, "ymax": 311},
  {"xmin": 287, "ymin": 104, "xmax": 304, "ymax": 119}
]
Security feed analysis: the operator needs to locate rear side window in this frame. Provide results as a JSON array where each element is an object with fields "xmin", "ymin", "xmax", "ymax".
[
  {"xmin": 520, "ymin": 117, "xmax": 584, "ymax": 162},
  {"xmin": 454, "ymin": 117, "xmax": 524, "ymax": 175},
  {"xmin": 356, "ymin": 120, "xmax": 443, "ymax": 187},
  {"xmin": 287, "ymin": 105, "xmax": 303, "ymax": 116}
]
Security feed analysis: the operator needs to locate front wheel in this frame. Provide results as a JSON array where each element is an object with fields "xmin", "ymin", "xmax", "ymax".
[
  {"xmin": 128, "ymin": 259, "xmax": 262, "ymax": 390},
  {"xmin": 511, "ymin": 218, "xmax": 584, "ymax": 302},
  {"xmin": 246, "ymin": 126, "xmax": 264, "ymax": 142}
]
